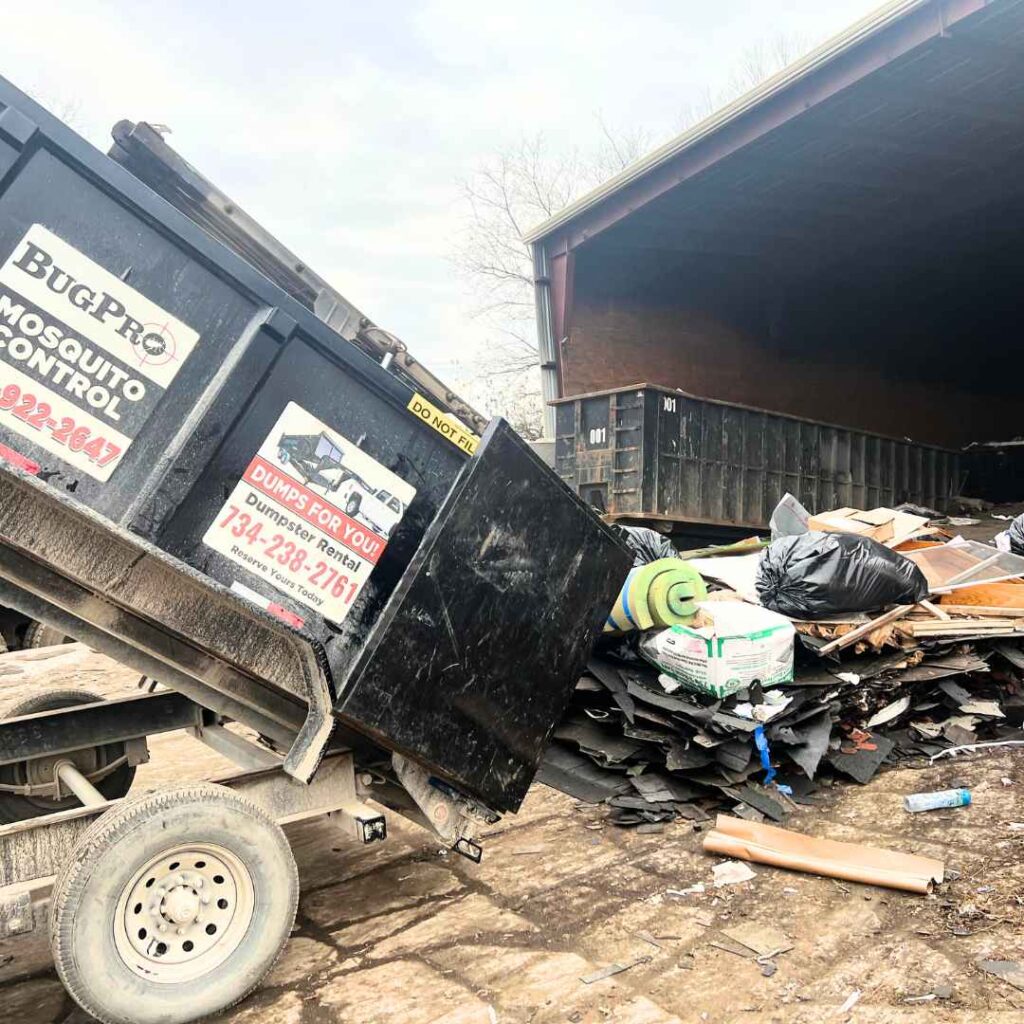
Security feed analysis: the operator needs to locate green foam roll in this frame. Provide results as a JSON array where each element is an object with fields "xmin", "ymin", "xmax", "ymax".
[{"xmin": 605, "ymin": 558, "xmax": 707, "ymax": 633}]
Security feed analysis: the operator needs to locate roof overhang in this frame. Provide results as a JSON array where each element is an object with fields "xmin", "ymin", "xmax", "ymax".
[{"xmin": 525, "ymin": 0, "xmax": 994, "ymax": 252}]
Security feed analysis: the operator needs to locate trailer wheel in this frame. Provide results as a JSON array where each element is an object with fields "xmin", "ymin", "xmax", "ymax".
[
  {"xmin": 23, "ymin": 620, "xmax": 71, "ymax": 648},
  {"xmin": 0, "ymin": 689, "xmax": 136, "ymax": 824},
  {"xmin": 345, "ymin": 493, "xmax": 361, "ymax": 516},
  {"xmin": 51, "ymin": 782, "xmax": 298, "ymax": 1024}
]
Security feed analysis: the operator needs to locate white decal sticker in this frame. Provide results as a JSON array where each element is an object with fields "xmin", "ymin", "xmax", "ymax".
[
  {"xmin": 203, "ymin": 402, "xmax": 416, "ymax": 625},
  {"xmin": 0, "ymin": 225, "xmax": 200, "ymax": 480}
]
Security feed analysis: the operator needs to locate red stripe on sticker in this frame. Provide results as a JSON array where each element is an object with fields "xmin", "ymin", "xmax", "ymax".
[
  {"xmin": 0, "ymin": 443, "xmax": 40, "ymax": 475},
  {"xmin": 267, "ymin": 602, "xmax": 305, "ymax": 629},
  {"xmin": 242, "ymin": 455, "xmax": 387, "ymax": 564}
]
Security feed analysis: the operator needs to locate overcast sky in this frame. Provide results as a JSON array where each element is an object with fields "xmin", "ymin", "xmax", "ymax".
[{"xmin": 3, "ymin": 0, "xmax": 878, "ymax": 385}]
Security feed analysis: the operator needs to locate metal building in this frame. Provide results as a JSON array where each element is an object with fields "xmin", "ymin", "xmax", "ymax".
[{"xmin": 527, "ymin": 0, "xmax": 1024, "ymax": 526}]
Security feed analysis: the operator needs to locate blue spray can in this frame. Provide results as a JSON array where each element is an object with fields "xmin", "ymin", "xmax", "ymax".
[{"xmin": 904, "ymin": 788, "xmax": 971, "ymax": 813}]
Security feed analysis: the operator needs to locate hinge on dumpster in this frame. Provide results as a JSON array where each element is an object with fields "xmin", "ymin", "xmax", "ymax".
[{"xmin": 392, "ymin": 753, "xmax": 498, "ymax": 858}]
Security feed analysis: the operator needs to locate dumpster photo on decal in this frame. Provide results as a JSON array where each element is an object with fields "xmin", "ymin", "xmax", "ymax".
[
  {"xmin": 203, "ymin": 401, "xmax": 416, "ymax": 625},
  {"xmin": 276, "ymin": 430, "xmax": 346, "ymax": 492}
]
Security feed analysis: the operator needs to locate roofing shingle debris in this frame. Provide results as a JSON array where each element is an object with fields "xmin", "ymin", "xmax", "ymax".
[{"xmin": 538, "ymin": 507, "xmax": 1024, "ymax": 828}]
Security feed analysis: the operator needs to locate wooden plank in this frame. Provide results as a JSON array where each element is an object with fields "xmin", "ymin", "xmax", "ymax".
[
  {"xmin": 897, "ymin": 619, "xmax": 1019, "ymax": 638},
  {"xmin": 918, "ymin": 600, "xmax": 950, "ymax": 621},
  {"xmin": 902, "ymin": 619, "xmax": 1016, "ymax": 631},
  {"xmin": 938, "ymin": 605, "xmax": 1024, "ymax": 618},
  {"xmin": 905, "ymin": 617, "xmax": 1017, "ymax": 628},
  {"xmin": 940, "ymin": 581, "xmax": 1024, "ymax": 609}
]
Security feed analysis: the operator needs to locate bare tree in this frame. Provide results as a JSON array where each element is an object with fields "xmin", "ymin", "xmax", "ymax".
[
  {"xmin": 461, "ymin": 368, "xmax": 545, "ymax": 441},
  {"xmin": 23, "ymin": 84, "xmax": 84, "ymax": 132},
  {"xmin": 454, "ymin": 34, "xmax": 809, "ymax": 436},
  {"xmin": 452, "ymin": 120, "xmax": 650, "ymax": 379},
  {"xmin": 679, "ymin": 34, "xmax": 810, "ymax": 129}
]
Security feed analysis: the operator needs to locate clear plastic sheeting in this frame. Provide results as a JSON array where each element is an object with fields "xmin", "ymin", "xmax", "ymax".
[{"xmin": 905, "ymin": 538, "xmax": 1024, "ymax": 592}]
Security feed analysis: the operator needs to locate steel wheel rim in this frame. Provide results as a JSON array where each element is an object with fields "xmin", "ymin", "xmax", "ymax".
[{"xmin": 113, "ymin": 842, "xmax": 255, "ymax": 984}]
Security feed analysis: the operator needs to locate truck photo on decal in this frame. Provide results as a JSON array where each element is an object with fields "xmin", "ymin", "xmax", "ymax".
[
  {"xmin": 334, "ymin": 479, "xmax": 405, "ymax": 539},
  {"xmin": 203, "ymin": 402, "xmax": 416, "ymax": 624}
]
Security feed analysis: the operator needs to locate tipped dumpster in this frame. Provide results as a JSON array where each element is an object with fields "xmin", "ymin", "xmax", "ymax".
[{"xmin": 0, "ymin": 77, "xmax": 631, "ymax": 1024}]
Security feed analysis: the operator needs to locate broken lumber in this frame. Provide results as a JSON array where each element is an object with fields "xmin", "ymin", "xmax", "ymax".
[
  {"xmin": 817, "ymin": 604, "xmax": 914, "ymax": 656},
  {"xmin": 918, "ymin": 600, "xmax": 950, "ymax": 621},
  {"xmin": 936, "ymin": 605, "xmax": 1024, "ymax": 618},
  {"xmin": 898, "ymin": 619, "xmax": 1020, "ymax": 638}
]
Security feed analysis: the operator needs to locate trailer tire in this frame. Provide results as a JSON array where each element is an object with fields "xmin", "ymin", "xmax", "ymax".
[
  {"xmin": 0, "ymin": 689, "xmax": 135, "ymax": 823},
  {"xmin": 345, "ymin": 493, "xmax": 361, "ymax": 516},
  {"xmin": 51, "ymin": 782, "xmax": 298, "ymax": 1024},
  {"xmin": 23, "ymin": 620, "xmax": 71, "ymax": 648}
]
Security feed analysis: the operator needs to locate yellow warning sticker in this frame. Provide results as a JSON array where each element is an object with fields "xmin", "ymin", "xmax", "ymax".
[{"xmin": 407, "ymin": 393, "xmax": 479, "ymax": 455}]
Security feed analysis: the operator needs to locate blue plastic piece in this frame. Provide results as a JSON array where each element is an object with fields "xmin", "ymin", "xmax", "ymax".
[{"xmin": 754, "ymin": 725, "xmax": 776, "ymax": 787}]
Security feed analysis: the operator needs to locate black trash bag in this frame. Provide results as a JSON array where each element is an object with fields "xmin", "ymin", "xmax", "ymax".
[
  {"xmin": 1005, "ymin": 514, "xmax": 1024, "ymax": 556},
  {"xmin": 612, "ymin": 525, "xmax": 679, "ymax": 566},
  {"xmin": 755, "ymin": 531, "xmax": 928, "ymax": 619}
]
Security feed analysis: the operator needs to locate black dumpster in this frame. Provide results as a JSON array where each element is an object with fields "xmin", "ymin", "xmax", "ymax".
[
  {"xmin": 554, "ymin": 384, "xmax": 961, "ymax": 531},
  {"xmin": 0, "ymin": 77, "xmax": 631, "ymax": 811}
]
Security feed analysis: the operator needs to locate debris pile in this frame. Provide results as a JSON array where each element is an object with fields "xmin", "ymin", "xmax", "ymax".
[{"xmin": 540, "ymin": 500, "xmax": 1024, "ymax": 827}]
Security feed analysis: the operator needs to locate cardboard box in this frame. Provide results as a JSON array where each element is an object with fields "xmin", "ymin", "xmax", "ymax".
[
  {"xmin": 639, "ymin": 601, "xmax": 795, "ymax": 699},
  {"xmin": 807, "ymin": 506, "xmax": 930, "ymax": 547}
]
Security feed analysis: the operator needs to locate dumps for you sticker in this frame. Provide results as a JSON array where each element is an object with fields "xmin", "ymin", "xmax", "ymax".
[{"xmin": 203, "ymin": 402, "xmax": 416, "ymax": 624}]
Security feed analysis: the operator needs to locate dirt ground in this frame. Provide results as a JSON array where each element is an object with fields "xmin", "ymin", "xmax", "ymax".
[{"xmin": 2, "ymin": 645, "xmax": 1024, "ymax": 1024}]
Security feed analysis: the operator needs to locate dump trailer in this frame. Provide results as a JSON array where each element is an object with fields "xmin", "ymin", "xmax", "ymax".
[
  {"xmin": 0, "ymin": 79, "xmax": 631, "ymax": 1024},
  {"xmin": 0, "ymin": 113, "xmax": 492, "ymax": 652}
]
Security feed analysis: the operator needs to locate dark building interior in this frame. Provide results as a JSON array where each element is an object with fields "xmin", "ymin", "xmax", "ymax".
[{"xmin": 554, "ymin": 0, "xmax": 1024, "ymax": 449}]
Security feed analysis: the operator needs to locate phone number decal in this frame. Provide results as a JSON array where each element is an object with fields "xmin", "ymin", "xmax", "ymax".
[
  {"xmin": 218, "ymin": 504, "xmax": 359, "ymax": 603},
  {"xmin": 0, "ymin": 383, "xmax": 122, "ymax": 468}
]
